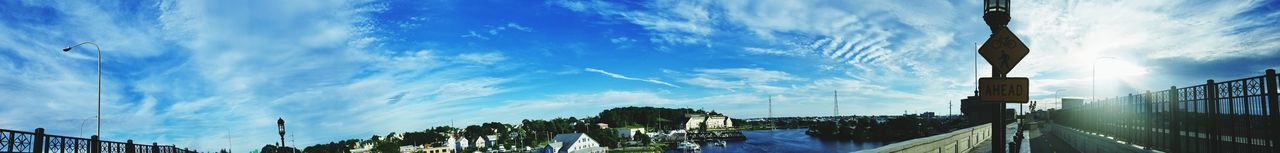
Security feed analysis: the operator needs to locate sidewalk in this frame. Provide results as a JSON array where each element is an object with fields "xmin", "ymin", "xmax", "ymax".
[
  {"xmin": 967, "ymin": 122, "xmax": 1029, "ymax": 153},
  {"xmin": 1028, "ymin": 125, "xmax": 1077, "ymax": 153}
]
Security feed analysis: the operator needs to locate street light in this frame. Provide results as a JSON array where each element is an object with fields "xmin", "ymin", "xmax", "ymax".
[
  {"xmin": 983, "ymin": 0, "xmax": 1010, "ymax": 30},
  {"xmin": 62, "ymin": 41, "xmax": 102, "ymax": 137},
  {"xmin": 1053, "ymin": 89, "xmax": 1067, "ymax": 109},
  {"xmin": 1092, "ymin": 57, "xmax": 1118, "ymax": 103},
  {"xmin": 277, "ymin": 118, "xmax": 286, "ymax": 152}
]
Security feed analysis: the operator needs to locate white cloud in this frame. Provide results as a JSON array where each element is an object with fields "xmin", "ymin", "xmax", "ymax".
[
  {"xmin": 469, "ymin": 22, "xmax": 534, "ymax": 39},
  {"xmin": 462, "ymin": 31, "xmax": 490, "ymax": 39},
  {"xmin": 679, "ymin": 68, "xmax": 798, "ymax": 93},
  {"xmin": 610, "ymin": 37, "xmax": 636, "ymax": 44},
  {"xmin": 506, "ymin": 23, "xmax": 533, "ymax": 32},
  {"xmin": 584, "ymin": 68, "xmax": 680, "ymax": 88},
  {"xmin": 551, "ymin": 0, "xmax": 715, "ymax": 45},
  {"xmin": 455, "ymin": 52, "xmax": 508, "ymax": 65}
]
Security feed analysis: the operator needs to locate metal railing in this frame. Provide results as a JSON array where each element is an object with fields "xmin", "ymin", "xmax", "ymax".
[
  {"xmin": 1055, "ymin": 69, "xmax": 1280, "ymax": 153},
  {"xmin": 1, "ymin": 128, "xmax": 197, "ymax": 153}
]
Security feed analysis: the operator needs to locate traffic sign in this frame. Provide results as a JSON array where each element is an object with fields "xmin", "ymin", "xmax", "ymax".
[
  {"xmin": 979, "ymin": 77, "xmax": 1028, "ymax": 103},
  {"xmin": 979, "ymin": 27, "xmax": 1029, "ymax": 76}
]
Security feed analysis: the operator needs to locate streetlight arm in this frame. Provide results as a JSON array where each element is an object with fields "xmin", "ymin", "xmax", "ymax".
[{"xmin": 62, "ymin": 41, "xmax": 102, "ymax": 137}]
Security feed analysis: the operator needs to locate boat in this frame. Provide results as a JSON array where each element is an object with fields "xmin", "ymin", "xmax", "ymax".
[
  {"xmin": 677, "ymin": 141, "xmax": 701, "ymax": 152},
  {"xmin": 713, "ymin": 140, "xmax": 727, "ymax": 147}
]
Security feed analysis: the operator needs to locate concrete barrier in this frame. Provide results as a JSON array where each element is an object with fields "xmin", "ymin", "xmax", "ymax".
[
  {"xmin": 1048, "ymin": 124, "xmax": 1156, "ymax": 153},
  {"xmin": 857, "ymin": 123, "xmax": 993, "ymax": 153}
]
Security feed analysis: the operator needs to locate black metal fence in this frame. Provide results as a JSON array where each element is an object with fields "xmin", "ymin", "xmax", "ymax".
[
  {"xmin": 1, "ymin": 128, "xmax": 197, "ymax": 153},
  {"xmin": 1055, "ymin": 69, "xmax": 1280, "ymax": 153}
]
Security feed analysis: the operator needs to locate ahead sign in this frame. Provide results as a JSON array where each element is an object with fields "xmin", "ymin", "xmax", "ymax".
[
  {"xmin": 979, "ymin": 27, "xmax": 1029, "ymax": 76},
  {"xmin": 979, "ymin": 77, "xmax": 1028, "ymax": 103}
]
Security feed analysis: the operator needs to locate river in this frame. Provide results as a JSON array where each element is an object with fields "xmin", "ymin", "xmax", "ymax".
[{"xmin": 672, "ymin": 128, "xmax": 889, "ymax": 153}]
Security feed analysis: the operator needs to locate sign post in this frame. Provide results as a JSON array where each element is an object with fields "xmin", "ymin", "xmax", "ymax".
[
  {"xmin": 980, "ymin": 77, "xmax": 1029, "ymax": 102},
  {"xmin": 980, "ymin": 1, "xmax": 1026, "ymax": 152}
]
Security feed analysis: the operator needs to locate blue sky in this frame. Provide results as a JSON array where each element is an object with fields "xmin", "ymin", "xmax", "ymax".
[{"xmin": 2, "ymin": 0, "xmax": 1278, "ymax": 151}]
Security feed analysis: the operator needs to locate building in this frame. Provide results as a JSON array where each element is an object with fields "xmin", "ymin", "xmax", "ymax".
[
  {"xmin": 595, "ymin": 123, "xmax": 609, "ymax": 129},
  {"xmin": 349, "ymin": 141, "xmax": 374, "ymax": 153},
  {"xmin": 485, "ymin": 135, "xmax": 498, "ymax": 147},
  {"xmin": 1061, "ymin": 97, "xmax": 1085, "ymax": 110},
  {"xmin": 683, "ymin": 114, "xmax": 734, "ymax": 130},
  {"xmin": 471, "ymin": 136, "xmax": 487, "ymax": 148},
  {"xmin": 541, "ymin": 133, "xmax": 608, "ymax": 153},
  {"xmin": 448, "ymin": 135, "xmax": 469, "ymax": 151},
  {"xmin": 922, "ymin": 112, "xmax": 936, "ymax": 118},
  {"xmin": 615, "ymin": 128, "xmax": 645, "ymax": 140},
  {"xmin": 421, "ymin": 146, "xmax": 453, "ymax": 153}
]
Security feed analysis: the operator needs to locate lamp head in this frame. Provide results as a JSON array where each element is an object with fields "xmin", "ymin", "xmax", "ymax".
[{"xmin": 62, "ymin": 48, "xmax": 72, "ymax": 52}]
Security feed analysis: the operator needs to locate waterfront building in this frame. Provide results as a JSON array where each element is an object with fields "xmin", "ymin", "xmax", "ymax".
[
  {"xmin": 615, "ymin": 127, "xmax": 645, "ymax": 139},
  {"xmin": 683, "ymin": 114, "xmax": 734, "ymax": 130},
  {"xmin": 541, "ymin": 133, "xmax": 608, "ymax": 153}
]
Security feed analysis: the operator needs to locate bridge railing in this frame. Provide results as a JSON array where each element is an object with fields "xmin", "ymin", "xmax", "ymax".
[
  {"xmin": 1054, "ymin": 69, "xmax": 1280, "ymax": 153},
  {"xmin": 857, "ymin": 123, "xmax": 992, "ymax": 153},
  {"xmin": 0, "ymin": 128, "xmax": 197, "ymax": 153}
]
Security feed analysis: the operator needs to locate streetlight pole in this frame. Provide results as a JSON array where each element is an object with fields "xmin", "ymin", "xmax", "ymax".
[
  {"xmin": 982, "ymin": 0, "xmax": 1011, "ymax": 152},
  {"xmin": 1092, "ymin": 57, "xmax": 1117, "ymax": 103},
  {"xmin": 62, "ymin": 41, "xmax": 102, "ymax": 137}
]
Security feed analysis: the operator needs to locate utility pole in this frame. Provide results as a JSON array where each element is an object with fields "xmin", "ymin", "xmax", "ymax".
[{"xmin": 834, "ymin": 90, "xmax": 840, "ymax": 128}]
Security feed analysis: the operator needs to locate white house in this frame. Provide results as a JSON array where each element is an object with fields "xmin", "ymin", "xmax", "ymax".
[
  {"xmin": 349, "ymin": 141, "xmax": 374, "ymax": 153},
  {"xmin": 484, "ymin": 135, "xmax": 498, "ymax": 147},
  {"xmin": 448, "ymin": 135, "xmax": 470, "ymax": 151},
  {"xmin": 541, "ymin": 133, "xmax": 607, "ymax": 153},
  {"xmin": 471, "ymin": 136, "xmax": 488, "ymax": 148},
  {"xmin": 683, "ymin": 114, "xmax": 734, "ymax": 130}
]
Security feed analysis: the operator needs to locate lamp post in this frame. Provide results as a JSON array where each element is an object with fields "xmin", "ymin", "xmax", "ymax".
[
  {"xmin": 1092, "ymin": 57, "xmax": 1117, "ymax": 103},
  {"xmin": 1054, "ymin": 89, "xmax": 1066, "ymax": 109},
  {"xmin": 277, "ymin": 118, "xmax": 286, "ymax": 152},
  {"xmin": 982, "ymin": 1, "xmax": 1010, "ymax": 153},
  {"xmin": 983, "ymin": 0, "xmax": 1010, "ymax": 31},
  {"xmin": 62, "ymin": 41, "xmax": 102, "ymax": 137}
]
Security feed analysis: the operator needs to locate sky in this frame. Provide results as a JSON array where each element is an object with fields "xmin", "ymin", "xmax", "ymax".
[{"xmin": 1, "ymin": 0, "xmax": 1278, "ymax": 152}]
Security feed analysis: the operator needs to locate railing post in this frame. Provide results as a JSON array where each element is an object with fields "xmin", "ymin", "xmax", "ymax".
[
  {"xmin": 152, "ymin": 143, "xmax": 159, "ymax": 153},
  {"xmin": 33, "ymin": 128, "xmax": 44, "ymax": 153},
  {"xmin": 1168, "ymin": 86, "xmax": 1181, "ymax": 153},
  {"xmin": 1206, "ymin": 79, "xmax": 1219, "ymax": 151},
  {"xmin": 90, "ymin": 135, "xmax": 101, "ymax": 153},
  {"xmin": 126, "ymin": 140, "xmax": 135, "ymax": 153},
  {"xmin": 1144, "ymin": 90, "xmax": 1153, "ymax": 149},
  {"xmin": 1264, "ymin": 69, "xmax": 1279, "ymax": 150}
]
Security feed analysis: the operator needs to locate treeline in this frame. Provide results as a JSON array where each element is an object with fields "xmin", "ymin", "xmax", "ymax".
[
  {"xmin": 300, "ymin": 107, "xmax": 726, "ymax": 153},
  {"xmin": 803, "ymin": 114, "xmax": 965, "ymax": 142},
  {"xmin": 596, "ymin": 106, "xmax": 719, "ymax": 131}
]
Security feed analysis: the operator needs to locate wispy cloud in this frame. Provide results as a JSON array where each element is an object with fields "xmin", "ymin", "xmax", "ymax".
[
  {"xmin": 464, "ymin": 22, "xmax": 534, "ymax": 40},
  {"xmin": 679, "ymin": 68, "xmax": 798, "ymax": 93},
  {"xmin": 584, "ymin": 68, "xmax": 680, "ymax": 88}
]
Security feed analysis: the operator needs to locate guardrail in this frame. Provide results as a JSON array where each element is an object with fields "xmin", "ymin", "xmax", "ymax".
[
  {"xmin": 1049, "ymin": 123, "xmax": 1155, "ymax": 153},
  {"xmin": 1055, "ymin": 69, "xmax": 1280, "ymax": 152},
  {"xmin": 857, "ymin": 123, "xmax": 993, "ymax": 153},
  {"xmin": 1, "ymin": 128, "xmax": 196, "ymax": 153}
]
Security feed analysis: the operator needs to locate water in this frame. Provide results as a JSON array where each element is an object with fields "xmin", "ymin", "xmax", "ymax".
[{"xmin": 679, "ymin": 128, "xmax": 889, "ymax": 153}]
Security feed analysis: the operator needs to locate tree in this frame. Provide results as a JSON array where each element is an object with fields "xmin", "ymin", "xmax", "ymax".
[
  {"xmin": 260, "ymin": 145, "xmax": 300, "ymax": 153},
  {"xmin": 371, "ymin": 140, "xmax": 400, "ymax": 153},
  {"xmin": 633, "ymin": 131, "xmax": 651, "ymax": 145}
]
